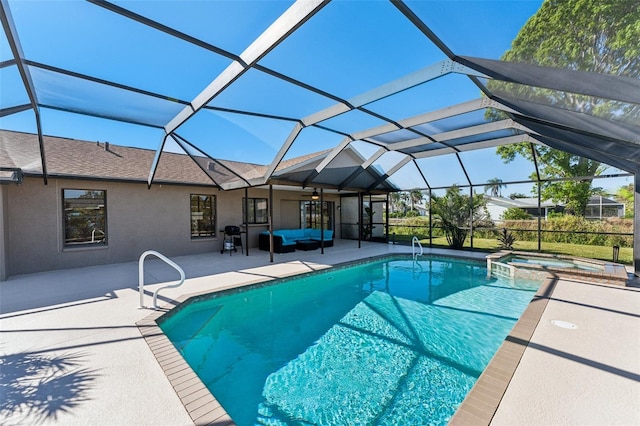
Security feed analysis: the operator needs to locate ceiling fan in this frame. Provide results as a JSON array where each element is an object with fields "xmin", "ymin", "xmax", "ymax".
[{"xmin": 300, "ymin": 188, "xmax": 320, "ymax": 200}]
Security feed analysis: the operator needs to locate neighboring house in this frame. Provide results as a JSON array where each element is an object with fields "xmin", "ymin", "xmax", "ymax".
[
  {"xmin": 485, "ymin": 195, "xmax": 625, "ymax": 221},
  {"xmin": 413, "ymin": 203, "xmax": 428, "ymax": 216},
  {"xmin": 585, "ymin": 196, "xmax": 625, "ymax": 219},
  {"xmin": 484, "ymin": 196, "xmax": 561, "ymax": 221},
  {"xmin": 1, "ymin": 130, "xmax": 381, "ymax": 280}
]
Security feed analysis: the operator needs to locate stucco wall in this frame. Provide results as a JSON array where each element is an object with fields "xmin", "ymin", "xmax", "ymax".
[{"xmin": 3, "ymin": 179, "xmax": 341, "ymax": 278}]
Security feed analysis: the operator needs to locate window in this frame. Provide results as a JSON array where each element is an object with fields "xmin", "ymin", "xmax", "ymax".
[
  {"xmin": 243, "ymin": 198, "xmax": 268, "ymax": 224},
  {"xmin": 191, "ymin": 194, "xmax": 216, "ymax": 238},
  {"xmin": 63, "ymin": 189, "xmax": 107, "ymax": 247},
  {"xmin": 300, "ymin": 201, "xmax": 334, "ymax": 230}
]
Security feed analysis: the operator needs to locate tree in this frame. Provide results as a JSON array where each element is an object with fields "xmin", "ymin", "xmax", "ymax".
[
  {"xmin": 614, "ymin": 183, "xmax": 634, "ymax": 218},
  {"xmin": 409, "ymin": 189, "xmax": 424, "ymax": 212},
  {"xmin": 400, "ymin": 191, "xmax": 410, "ymax": 215},
  {"xmin": 500, "ymin": 207, "xmax": 531, "ymax": 221},
  {"xmin": 389, "ymin": 192, "xmax": 402, "ymax": 214},
  {"xmin": 489, "ymin": 0, "xmax": 639, "ymax": 216},
  {"xmin": 484, "ymin": 178, "xmax": 506, "ymax": 197},
  {"xmin": 431, "ymin": 185, "xmax": 491, "ymax": 249}
]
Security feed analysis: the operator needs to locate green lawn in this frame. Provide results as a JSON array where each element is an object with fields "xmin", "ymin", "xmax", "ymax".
[{"xmin": 398, "ymin": 236, "xmax": 633, "ymax": 265}]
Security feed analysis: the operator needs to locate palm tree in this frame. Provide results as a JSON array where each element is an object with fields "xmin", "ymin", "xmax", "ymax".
[
  {"xmin": 409, "ymin": 189, "xmax": 423, "ymax": 212},
  {"xmin": 389, "ymin": 192, "xmax": 402, "ymax": 213},
  {"xmin": 484, "ymin": 178, "xmax": 506, "ymax": 197},
  {"xmin": 400, "ymin": 192, "xmax": 410, "ymax": 214}
]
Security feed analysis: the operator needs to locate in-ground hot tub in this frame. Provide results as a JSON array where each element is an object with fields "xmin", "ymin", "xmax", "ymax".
[{"xmin": 487, "ymin": 251, "xmax": 629, "ymax": 286}]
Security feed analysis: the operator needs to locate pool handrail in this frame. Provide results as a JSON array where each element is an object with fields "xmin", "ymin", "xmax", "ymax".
[
  {"xmin": 412, "ymin": 236, "xmax": 423, "ymax": 260},
  {"xmin": 138, "ymin": 250, "xmax": 185, "ymax": 310}
]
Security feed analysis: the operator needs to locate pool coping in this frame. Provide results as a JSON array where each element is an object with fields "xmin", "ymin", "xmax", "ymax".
[
  {"xmin": 486, "ymin": 250, "xmax": 629, "ymax": 286},
  {"xmin": 449, "ymin": 275, "xmax": 557, "ymax": 425},
  {"xmin": 136, "ymin": 253, "xmax": 553, "ymax": 425}
]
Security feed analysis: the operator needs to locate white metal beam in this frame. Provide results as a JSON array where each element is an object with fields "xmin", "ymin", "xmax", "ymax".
[
  {"xmin": 367, "ymin": 155, "xmax": 413, "ymax": 191},
  {"xmin": 311, "ymin": 98, "xmax": 516, "ymax": 178},
  {"xmin": 387, "ymin": 119, "xmax": 533, "ymax": 152},
  {"xmin": 0, "ymin": 0, "xmax": 48, "ymax": 183},
  {"xmin": 164, "ymin": 0, "xmax": 326, "ymax": 135},
  {"xmin": 413, "ymin": 134, "xmax": 536, "ymax": 159}
]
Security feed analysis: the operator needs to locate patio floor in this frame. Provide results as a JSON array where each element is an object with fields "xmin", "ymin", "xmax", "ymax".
[{"xmin": 1, "ymin": 240, "xmax": 639, "ymax": 425}]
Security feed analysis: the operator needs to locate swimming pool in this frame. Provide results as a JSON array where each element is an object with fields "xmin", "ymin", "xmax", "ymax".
[{"xmin": 159, "ymin": 255, "xmax": 541, "ymax": 425}]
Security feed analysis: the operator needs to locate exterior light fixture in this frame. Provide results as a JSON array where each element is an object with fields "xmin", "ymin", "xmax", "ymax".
[{"xmin": 311, "ymin": 189, "xmax": 319, "ymax": 200}]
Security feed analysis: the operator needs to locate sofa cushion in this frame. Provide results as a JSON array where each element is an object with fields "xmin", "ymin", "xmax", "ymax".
[
  {"xmin": 261, "ymin": 229, "xmax": 333, "ymax": 245},
  {"xmin": 309, "ymin": 229, "xmax": 333, "ymax": 241}
]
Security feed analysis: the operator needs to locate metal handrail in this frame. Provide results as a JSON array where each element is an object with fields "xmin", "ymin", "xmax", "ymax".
[
  {"xmin": 138, "ymin": 250, "xmax": 185, "ymax": 310},
  {"xmin": 91, "ymin": 228, "xmax": 105, "ymax": 242},
  {"xmin": 412, "ymin": 236, "xmax": 423, "ymax": 260}
]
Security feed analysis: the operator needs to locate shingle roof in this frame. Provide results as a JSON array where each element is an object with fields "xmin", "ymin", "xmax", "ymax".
[{"xmin": 0, "ymin": 130, "xmax": 322, "ymax": 187}]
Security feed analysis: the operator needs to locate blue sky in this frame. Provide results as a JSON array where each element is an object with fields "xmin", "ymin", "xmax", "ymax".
[{"xmin": 0, "ymin": 0, "xmax": 629, "ymax": 192}]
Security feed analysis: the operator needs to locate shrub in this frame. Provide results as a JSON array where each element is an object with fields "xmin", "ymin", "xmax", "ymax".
[
  {"xmin": 500, "ymin": 217, "xmax": 633, "ymax": 247},
  {"xmin": 431, "ymin": 186, "xmax": 490, "ymax": 249},
  {"xmin": 500, "ymin": 207, "xmax": 531, "ymax": 220},
  {"xmin": 497, "ymin": 228, "xmax": 516, "ymax": 249}
]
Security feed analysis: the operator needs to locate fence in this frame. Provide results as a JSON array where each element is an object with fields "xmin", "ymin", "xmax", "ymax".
[{"xmin": 384, "ymin": 220, "xmax": 633, "ymax": 263}]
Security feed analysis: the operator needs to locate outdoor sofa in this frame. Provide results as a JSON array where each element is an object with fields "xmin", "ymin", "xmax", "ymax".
[{"xmin": 259, "ymin": 229, "xmax": 334, "ymax": 253}]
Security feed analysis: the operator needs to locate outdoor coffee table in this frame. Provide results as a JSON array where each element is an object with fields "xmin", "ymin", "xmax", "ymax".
[{"xmin": 296, "ymin": 240, "xmax": 319, "ymax": 251}]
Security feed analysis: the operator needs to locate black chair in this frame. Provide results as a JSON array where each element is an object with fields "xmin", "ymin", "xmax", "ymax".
[{"xmin": 221, "ymin": 225, "xmax": 243, "ymax": 255}]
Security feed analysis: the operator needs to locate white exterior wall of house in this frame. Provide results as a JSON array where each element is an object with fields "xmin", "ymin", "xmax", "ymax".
[
  {"xmin": 486, "ymin": 204, "xmax": 508, "ymax": 222},
  {"xmin": 2, "ymin": 177, "xmax": 341, "ymax": 279}
]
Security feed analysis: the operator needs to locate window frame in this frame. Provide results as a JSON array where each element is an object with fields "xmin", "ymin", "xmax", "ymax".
[
  {"xmin": 62, "ymin": 188, "xmax": 108, "ymax": 248},
  {"xmin": 242, "ymin": 197, "xmax": 269, "ymax": 225},
  {"xmin": 190, "ymin": 194, "xmax": 217, "ymax": 239},
  {"xmin": 300, "ymin": 200, "xmax": 334, "ymax": 230}
]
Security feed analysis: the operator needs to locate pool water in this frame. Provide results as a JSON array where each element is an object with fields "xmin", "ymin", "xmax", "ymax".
[{"xmin": 159, "ymin": 256, "xmax": 541, "ymax": 425}]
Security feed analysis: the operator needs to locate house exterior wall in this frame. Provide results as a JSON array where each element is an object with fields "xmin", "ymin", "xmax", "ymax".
[
  {"xmin": 5, "ymin": 177, "xmax": 226, "ymax": 277},
  {"xmin": 486, "ymin": 204, "xmax": 508, "ymax": 222},
  {"xmin": 279, "ymin": 199, "xmax": 301, "ymax": 229},
  {"xmin": 3, "ymin": 178, "xmax": 342, "ymax": 278}
]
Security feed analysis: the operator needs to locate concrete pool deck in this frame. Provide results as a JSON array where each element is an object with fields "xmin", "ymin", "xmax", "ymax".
[{"xmin": 1, "ymin": 240, "xmax": 639, "ymax": 425}]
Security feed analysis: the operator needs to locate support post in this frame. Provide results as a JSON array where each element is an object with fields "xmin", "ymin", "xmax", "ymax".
[
  {"xmin": 469, "ymin": 185, "xmax": 474, "ymax": 249},
  {"xmin": 634, "ymin": 174, "xmax": 639, "ymax": 276},
  {"xmin": 269, "ymin": 184, "xmax": 273, "ymax": 263},
  {"xmin": 244, "ymin": 187, "xmax": 249, "ymax": 256},
  {"xmin": 320, "ymin": 188, "xmax": 324, "ymax": 254},
  {"xmin": 0, "ymin": 186, "xmax": 7, "ymax": 281},
  {"xmin": 429, "ymin": 188, "xmax": 433, "ymax": 248},
  {"xmin": 385, "ymin": 192, "xmax": 390, "ymax": 243},
  {"xmin": 358, "ymin": 192, "xmax": 362, "ymax": 248},
  {"xmin": 537, "ymin": 183, "xmax": 542, "ymax": 252}
]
